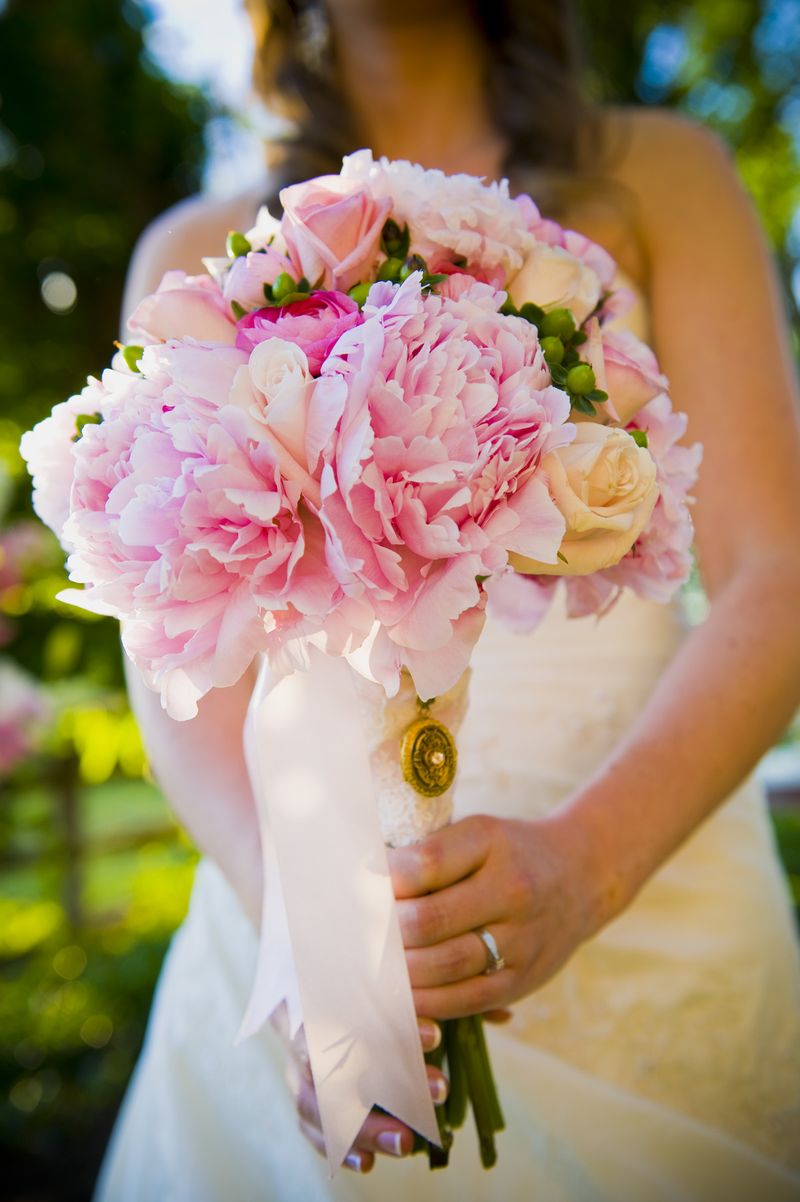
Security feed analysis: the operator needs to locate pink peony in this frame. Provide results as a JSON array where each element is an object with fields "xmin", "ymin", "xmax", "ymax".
[
  {"xmin": 235, "ymin": 292, "xmax": 362, "ymax": 374},
  {"xmin": 20, "ymin": 383, "xmax": 106, "ymax": 541},
  {"xmin": 341, "ymin": 150, "xmax": 533, "ymax": 284},
  {"xmin": 128, "ymin": 270, "xmax": 236, "ymax": 345},
  {"xmin": 279, "ymin": 175, "xmax": 391, "ymax": 292},
  {"xmin": 313, "ymin": 274, "xmax": 573, "ymax": 696},
  {"xmin": 56, "ymin": 342, "xmax": 337, "ymax": 719}
]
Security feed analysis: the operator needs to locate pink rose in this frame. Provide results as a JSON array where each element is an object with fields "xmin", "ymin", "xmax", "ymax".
[
  {"xmin": 235, "ymin": 292, "xmax": 362, "ymax": 373},
  {"xmin": 279, "ymin": 176, "xmax": 391, "ymax": 291},
  {"xmin": 128, "ymin": 270, "xmax": 236, "ymax": 345},
  {"xmin": 583, "ymin": 320, "xmax": 669, "ymax": 425}
]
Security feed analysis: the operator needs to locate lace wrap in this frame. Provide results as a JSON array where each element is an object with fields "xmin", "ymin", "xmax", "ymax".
[{"xmin": 350, "ymin": 668, "xmax": 471, "ymax": 848}]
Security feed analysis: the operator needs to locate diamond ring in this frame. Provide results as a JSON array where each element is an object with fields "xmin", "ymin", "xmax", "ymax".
[{"xmin": 474, "ymin": 926, "xmax": 506, "ymax": 975}]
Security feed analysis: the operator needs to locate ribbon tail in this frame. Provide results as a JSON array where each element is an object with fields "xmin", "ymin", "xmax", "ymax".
[
  {"xmin": 240, "ymin": 646, "xmax": 439, "ymax": 1172},
  {"xmin": 237, "ymin": 655, "xmax": 302, "ymax": 1041}
]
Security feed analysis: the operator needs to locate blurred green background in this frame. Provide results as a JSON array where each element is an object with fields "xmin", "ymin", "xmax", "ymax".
[{"xmin": 0, "ymin": 1, "xmax": 799, "ymax": 1199}]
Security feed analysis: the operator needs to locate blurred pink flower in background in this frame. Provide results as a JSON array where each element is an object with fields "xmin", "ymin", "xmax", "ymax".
[{"xmin": 0, "ymin": 660, "xmax": 51, "ymax": 778}]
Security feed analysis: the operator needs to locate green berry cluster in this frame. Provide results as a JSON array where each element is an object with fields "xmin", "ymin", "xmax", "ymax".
[
  {"xmin": 501, "ymin": 300, "xmax": 609, "ymax": 416},
  {"xmin": 225, "ymin": 230, "xmax": 312, "ymax": 317},
  {"xmin": 348, "ymin": 219, "xmax": 449, "ymax": 308}
]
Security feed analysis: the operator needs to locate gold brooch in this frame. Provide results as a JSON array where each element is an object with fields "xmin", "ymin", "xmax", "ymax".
[{"xmin": 400, "ymin": 698, "xmax": 457, "ymax": 798}]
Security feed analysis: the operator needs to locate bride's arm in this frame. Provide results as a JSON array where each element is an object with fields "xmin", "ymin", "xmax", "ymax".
[
  {"xmin": 388, "ymin": 111, "xmax": 800, "ymax": 1019},
  {"xmin": 120, "ymin": 196, "xmax": 265, "ymax": 925}
]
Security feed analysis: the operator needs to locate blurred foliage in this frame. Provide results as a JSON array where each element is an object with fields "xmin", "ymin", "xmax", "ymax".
[
  {"xmin": 578, "ymin": 0, "xmax": 800, "ymax": 343},
  {"xmin": 0, "ymin": 1, "xmax": 798, "ymax": 1200}
]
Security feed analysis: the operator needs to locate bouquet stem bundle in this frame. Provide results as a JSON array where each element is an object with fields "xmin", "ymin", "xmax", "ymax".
[{"xmin": 421, "ymin": 1015, "xmax": 505, "ymax": 1169}]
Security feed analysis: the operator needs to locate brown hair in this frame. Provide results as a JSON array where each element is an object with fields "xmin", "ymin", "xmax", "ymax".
[{"xmin": 246, "ymin": 0, "xmax": 616, "ymax": 214}]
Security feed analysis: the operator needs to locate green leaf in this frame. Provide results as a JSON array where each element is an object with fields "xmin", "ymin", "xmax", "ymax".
[
  {"xmin": 629, "ymin": 428, "xmax": 649, "ymax": 448},
  {"xmin": 120, "ymin": 344, "xmax": 143, "ymax": 373},
  {"xmin": 230, "ymin": 300, "xmax": 246, "ymax": 320},
  {"xmin": 557, "ymin": 550, "xmax": 569, "ymax": 564},
  {"xmin": 71, "ymin": 413, "xmax": 103, "ymax": 442},
  {"xmin": 380, "ymin": 219, "xmax": 409, "ymax": 259},
  {"xmin": 520, "ymin": 301, "xmax": 545, "ymax": 326}
]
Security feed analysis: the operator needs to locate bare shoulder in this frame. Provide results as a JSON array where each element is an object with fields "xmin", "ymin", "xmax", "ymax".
[
  {"xmin": 601, "ymin": 105, "xmax": 753, "ymax": 246},
  {"xmin": 121, "ymin": 183, "xmax": 268, "ymax": 326}
]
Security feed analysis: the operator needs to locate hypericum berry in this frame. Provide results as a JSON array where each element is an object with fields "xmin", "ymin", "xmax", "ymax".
[
  {"xmin": 539, "ymin": 308, "xmax": 576, "ymax": 342},
  {"xmin": 347, "ymin": 282, "xmax": 371, "ymax": 307},
  {"xmin": 565, "ymin": 363, "xmax": 596, "ymax": 396},
  {"xmin": 226, "ymin": 230, "xmax": 251, "ymax": 259},
  {"xmin": 377, "ymin": 257, "xmax": 403, "ymax": 281},
  {"xmin": 540, "ymin": 336, "xmax": 565, "ymax": 366},
  {"xmin": 399, "ymin": 254, "xmax": 427, "ymax": 280},
  {"xmin": 272, "ymin": 272, "xmax": 297, "ymax": 302}
]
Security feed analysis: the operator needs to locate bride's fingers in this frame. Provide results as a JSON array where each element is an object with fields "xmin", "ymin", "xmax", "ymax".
[
  {"xmin": 406, "ymin": 926, "xmax": 515, "ymax": 988},
  {"xmin": 296, "ymin": 1068, "xmax": 449, "ymax": 1160},
  {"xmin": 396, "ymin": 874, "xmax": 500, "ymax": 949},
  {"xmin": 483, "ymin": 1007, "xmax": 513, "ymax": 1024},
  {"xmin": 413, "ymin": 968, "xmax": 511, "ymax": 1021},
  {"xmin": 388, "ymin": 814, "xmax": 492, "ymax": 899},
  {"xmin": 417, "ymin": 1017, "xmax": 442, "ymax": 1051},
  {"xmin": 298, "ymin": 1119, "xmax": 375, "ymax": 1173}
]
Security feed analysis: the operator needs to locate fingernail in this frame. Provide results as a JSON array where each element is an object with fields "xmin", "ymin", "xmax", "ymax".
[
  {"xmin": 376, "ymin": 1130, "xmax": 405, "ymax": 1157},
  {"xmin": 418, "ymin": 1020, "xmax": 442, "ymax": 1051},
  {"xmin": 429, "ymin": 1075, "xmax": 448, "ymax": 1105},
  {"xmin": 345, "ymin": 1152, "xmax": 365, "ymax": 1172}
]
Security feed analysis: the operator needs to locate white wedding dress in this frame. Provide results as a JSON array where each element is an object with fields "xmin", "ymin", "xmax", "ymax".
[{"xmin": 94, "ymin": 282, "xmax": 800, "ymax": 1202}]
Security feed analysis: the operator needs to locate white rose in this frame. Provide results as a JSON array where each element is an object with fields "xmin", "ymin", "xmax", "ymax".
[
  {"xmin": 510, "ymin": 424, "xmax": 659, "ymax": 576},
  {"xmin": 228, "ymin": 338, "xmax": 313, "ymax": 470},
  {"xmin": 248, "ymin": 338, "xmax": 310, "ymax": 403},
  {"xmin": 507, "ymin": 244, "xmax": 602, "ymax": 324},
  {"xmin": 245, "ymin": 204, "xmax": 286, "ymax": 253}
]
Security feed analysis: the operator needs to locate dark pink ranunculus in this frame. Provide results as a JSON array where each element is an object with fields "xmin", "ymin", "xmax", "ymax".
[{"xmin": 235, "ymin": 292, "xmax": 362, "ymax": 374}]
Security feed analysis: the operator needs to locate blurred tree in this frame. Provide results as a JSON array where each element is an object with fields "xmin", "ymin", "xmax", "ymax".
[
  {"xmin": 0, "ymin": 3, "xmax": 211, "ymax": 1199},
  {"xmin": 579, "ymin": 0, "xmax": 800, "ymax": 343},
  {"xmin": 0, "ymin": 0, "xmax": 212, "ymax": 690}
]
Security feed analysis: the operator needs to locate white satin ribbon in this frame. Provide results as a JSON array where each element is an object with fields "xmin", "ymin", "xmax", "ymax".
[{"xmin": 238, "ymin": 647, "xmax": 440, "ymax": 1172}]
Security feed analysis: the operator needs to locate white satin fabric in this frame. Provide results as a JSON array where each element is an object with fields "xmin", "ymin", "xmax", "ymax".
[{"xmin": 95, "ymin": 279, "xmax": 800, "ymax": 1201}]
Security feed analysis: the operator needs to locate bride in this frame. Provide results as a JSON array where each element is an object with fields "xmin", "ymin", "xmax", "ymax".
[{"xmin": 95, "ymin": 0, "xmax": 800, "ymax": 1198}]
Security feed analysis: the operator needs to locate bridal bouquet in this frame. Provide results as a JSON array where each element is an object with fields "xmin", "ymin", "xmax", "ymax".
[{"xmin": 21, "ymin": 150, "xmax": 700, "ymax": 1171}]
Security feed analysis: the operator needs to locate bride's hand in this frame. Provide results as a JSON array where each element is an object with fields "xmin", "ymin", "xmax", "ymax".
[
  {"xmin": 275, "ymin": 1007, "xmax": 449, "ymax": 1172},
  {"xmin": 388, "ymin": 812, "xmax": 609, "ymax": 1018}
]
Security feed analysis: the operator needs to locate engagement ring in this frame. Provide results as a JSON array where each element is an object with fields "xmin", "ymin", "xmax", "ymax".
[{"xmin": 474, "ymin": 926, "xmax": 505, "ymax": 975}]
